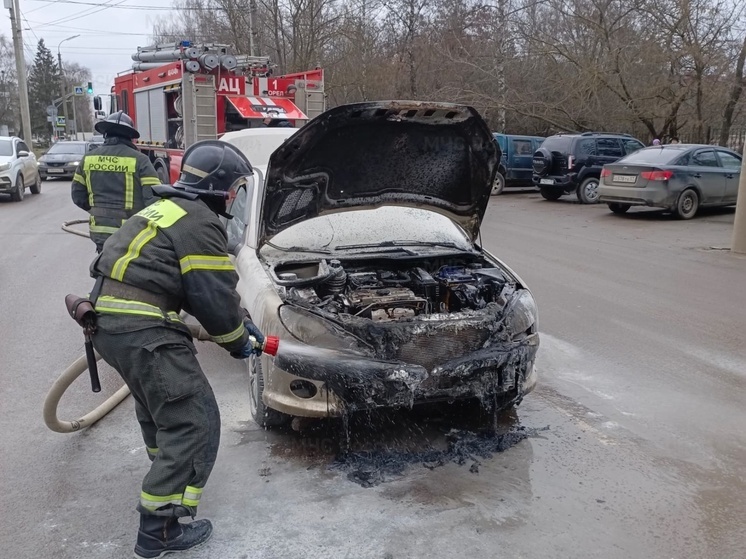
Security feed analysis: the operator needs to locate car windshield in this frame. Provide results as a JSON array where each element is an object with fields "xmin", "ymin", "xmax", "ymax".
[
  {"xmin": 48, "ymin": 142, "xmax": 86, "ymax": 155},
  {"xmin": 540, "ymin": 137, "xmax": 573, "ymax": 152},
  {"xmin": 261, "ymin": 207, "xmax": 473, "ymax": 256},
  {"xmin": 0, "ymin": 140, "xmax": 13, "ymax": 156},
  {"xmin": 618, "ymin": 147, "xmax": 686, "ymax": 165}
]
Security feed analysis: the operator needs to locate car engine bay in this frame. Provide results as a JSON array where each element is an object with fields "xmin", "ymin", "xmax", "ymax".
[{"xmin": 271, "ymin": 257, "xmax": 517, "ymax": 321}]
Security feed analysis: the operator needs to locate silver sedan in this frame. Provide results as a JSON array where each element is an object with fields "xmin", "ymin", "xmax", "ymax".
[{"xmin": 598, "ymin": 144, "xmax": 741, "ymax": 219}]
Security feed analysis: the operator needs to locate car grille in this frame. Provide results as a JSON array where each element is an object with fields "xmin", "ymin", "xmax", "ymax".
[
  {"xmin": 47, "ymin": 162, "xmax": 66, "ymax": 167},
  {"xmin": 394, "ymin": 323, "xmax": 492, "ymax": 371}
]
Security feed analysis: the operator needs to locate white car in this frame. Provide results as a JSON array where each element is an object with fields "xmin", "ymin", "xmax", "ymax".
[
  {"xmin": 222, "ymin": 102, "xmax": 540, "ymax": 429},
  {"xmin": 0, "ymin": 136, "xmax": 41, "ymax": 202}
]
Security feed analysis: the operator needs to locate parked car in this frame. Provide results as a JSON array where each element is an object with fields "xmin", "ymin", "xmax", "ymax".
[
  {"xmin": 492, "ymin": 133, "xmax": 545, "ymax": 195},
  {"xmin": 38, "ymin": 140, "xmax": 96, "ymax": 180},
  {"xmin": 0, "ymin": 136, "xmax": 41, "ymax": 202},
  {"xmin": 90, "ymin": 134, "xmax": 105, "ymax": 145},
  {"xmin": 532, "ymin": 132, "xmax": 646, "ymax": 203},
  {"xmin": 598, "ymin": 144, "xmax": 741, "ymax": 219},
  {"xmin": 222, "ymin": 101, "xmax": 540, "ymax": 428}
]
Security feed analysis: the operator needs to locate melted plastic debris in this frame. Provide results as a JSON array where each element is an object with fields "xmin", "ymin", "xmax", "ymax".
[{"xmin": 334, "ymin": 426, "xmax": 547, "ymax": 488}]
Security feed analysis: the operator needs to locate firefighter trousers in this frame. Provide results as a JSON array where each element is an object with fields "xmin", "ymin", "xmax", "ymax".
[{"xmin": 92, "ymin": 318, "xmax": 221, "ymax": 516}]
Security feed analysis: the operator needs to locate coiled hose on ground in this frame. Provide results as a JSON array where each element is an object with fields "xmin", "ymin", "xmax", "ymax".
[{"xmin": 45, "ymin": 221, "xmax": 213, "ymax": 433}]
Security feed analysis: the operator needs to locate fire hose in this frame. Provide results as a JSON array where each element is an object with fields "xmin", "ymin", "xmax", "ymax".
[{"xmin": 43, "ymin": 322, "xmax": 214, "ymax": 433}]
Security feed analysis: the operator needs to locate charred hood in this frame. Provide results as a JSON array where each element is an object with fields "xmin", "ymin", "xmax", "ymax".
[{"xmin": 260, "ymin": 101, "xmax": 499, "ymax": 244}]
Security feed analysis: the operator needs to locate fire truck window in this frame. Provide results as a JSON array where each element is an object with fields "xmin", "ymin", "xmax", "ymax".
[{"xmin": 122, "ymin": 90, "xmax": 129, "ymax": 115}]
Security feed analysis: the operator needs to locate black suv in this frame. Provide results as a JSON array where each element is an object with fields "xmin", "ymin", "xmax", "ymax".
[{"xmin": 532, "ymin": 132, "xmax": 645, "ymax": 203}]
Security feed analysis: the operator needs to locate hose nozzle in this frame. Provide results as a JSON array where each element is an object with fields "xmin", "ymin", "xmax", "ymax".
[{"xmin": 249, "ymin": 335, "xmax": 280, "ymax": 356}]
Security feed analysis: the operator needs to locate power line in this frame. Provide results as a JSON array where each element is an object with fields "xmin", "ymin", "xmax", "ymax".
[
  {"xmin": 32, "ymin": 0, "xmax": 126, "ymax": 30},
  {"xmin": 28, "ymin": 0, "xmax": 220, "ymax": 10}
]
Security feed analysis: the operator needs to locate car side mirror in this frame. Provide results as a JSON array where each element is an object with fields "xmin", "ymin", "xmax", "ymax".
[{"xmin": 18, "ymin": 150, "xmax": 29, "ymax": 157}]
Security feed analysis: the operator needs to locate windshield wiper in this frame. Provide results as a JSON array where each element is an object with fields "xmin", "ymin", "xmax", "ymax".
[{"xmin": 335, "ymin": 240, "xmax": 464, "ymax": 251}]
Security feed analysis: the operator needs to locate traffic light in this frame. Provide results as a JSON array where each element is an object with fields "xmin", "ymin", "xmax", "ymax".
[{"xmin": 86, "ymin": 81, "xmax": 93, "ymax": 94}]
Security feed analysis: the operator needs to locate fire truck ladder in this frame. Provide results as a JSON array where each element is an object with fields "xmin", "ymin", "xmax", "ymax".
[{"xmin": 182, "ymin": 73, "xmax": 217, "ymax": 148}]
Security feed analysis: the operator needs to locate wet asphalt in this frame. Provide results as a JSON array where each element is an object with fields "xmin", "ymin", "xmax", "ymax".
[{"xmin": 1, "ymin": 182, "xmax": 744, "ymax": 559}]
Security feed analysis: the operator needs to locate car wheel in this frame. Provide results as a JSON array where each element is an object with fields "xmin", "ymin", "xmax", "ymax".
[
  {"xmin": 675, "ymin": 188, "xmax": 699, "ymax": 219},
  {"xmin": 491, "ymin": 172, "xmax": 506, "ymax": 196},
  {"xmin": 248, "ymin": 354, "xmax": 291, "ymax": 428},
  {"xmin": 608, "ymin": 203, "xmax": 631, "ymax": 214},
  {"xmin": 154, "ymin": 159, "xmax": 169, "ymax": 184},
  {"xmin": 540, "ymin": 186, "xmax": 563, "ymax": 201},
  {"xmin": 577, "ymin": 177, "xmax": 601, "ymax": 204},
  {"xmin": 10, "ymin": 174, "xmax": 24, "ymax": 202},
  {"xmin": 30, "ymin": 173, "xmax": 42, "ymax": 195}
]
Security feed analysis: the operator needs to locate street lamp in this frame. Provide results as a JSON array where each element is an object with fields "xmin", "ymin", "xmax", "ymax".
[{"xmin": 56, "ymin": 34, "xmax": 79, "ymax": 140}]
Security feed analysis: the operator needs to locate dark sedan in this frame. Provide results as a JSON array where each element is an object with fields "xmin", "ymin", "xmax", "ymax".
[
  {"xmin": 38, "ymin": 141, "xmax": 97, "ymax": 180},
  {"xmin": 598, "ymin": 144, "xmax": 741, "ymax": 219}
]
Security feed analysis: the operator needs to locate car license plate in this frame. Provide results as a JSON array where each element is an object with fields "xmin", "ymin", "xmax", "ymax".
[
  {"xmin": 47, "ymin": 168, "xmax": 64, "ymax": 174},
  {"xmin": 613, "ymin": 174, "xmax": 636, "ymax": 184},
  {"xmin": 540, "ymin": 178, "xmax": 553, "ymax": 185}
]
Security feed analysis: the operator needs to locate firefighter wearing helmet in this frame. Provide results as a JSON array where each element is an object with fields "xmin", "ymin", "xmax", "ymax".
[
  {"xmin": 71, "ymin": 111, "xmax": 161, "ymax": 252},
  {"xmin": 88, "ymin": 140, "xmax": 265, "ymax": 558}
]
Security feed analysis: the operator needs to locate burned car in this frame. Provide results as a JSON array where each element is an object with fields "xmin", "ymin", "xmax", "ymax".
[{"xmin": 222, "ymin": 101, "xmax": 539, "ymax": 427}]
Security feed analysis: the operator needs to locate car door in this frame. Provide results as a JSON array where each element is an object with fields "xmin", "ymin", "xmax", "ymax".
[
  {"xmin": 595, "ymin": 138, "xmax": 624, "ymax": 167},
  {"xmin": 689, "ymin": 149, "xmax": 725, "ymax": 204},
  {"xmin": 714, "ymin": 150, "xmax": 741, "ymax": 204},
  {"xmin": 17, "ymin": 141, "xmax": 34, "ymax": 184},
  {"xmin": 510, "ymin": 138, "xmax": 534, "ymax": 182}
]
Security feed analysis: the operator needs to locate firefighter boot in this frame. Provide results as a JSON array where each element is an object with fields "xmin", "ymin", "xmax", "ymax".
[{"xmin": 134, "ymin": 513, "xmax": 213, "ymax": 558}]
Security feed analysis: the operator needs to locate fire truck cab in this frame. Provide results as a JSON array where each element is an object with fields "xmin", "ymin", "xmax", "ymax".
[{"xmin": 106, "ymin": 42, "xmax": 325, "ymax": 183}]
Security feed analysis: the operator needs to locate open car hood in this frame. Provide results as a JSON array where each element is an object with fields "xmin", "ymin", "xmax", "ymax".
[{"xmin": 259, "ymin": 101, "xmax": 499, "ymax": 245}]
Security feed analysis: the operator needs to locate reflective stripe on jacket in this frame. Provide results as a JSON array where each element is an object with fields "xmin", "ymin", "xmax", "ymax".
[
  {"xmin": 91, "ymin": 195, "xmax": 249, "ymax": 353},
  {"xmin": 71, "ymin": 139, "xmax": 160, "ymax": 247}
]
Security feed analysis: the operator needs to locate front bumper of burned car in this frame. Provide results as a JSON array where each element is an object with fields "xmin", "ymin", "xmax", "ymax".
[{"xmin": 263, "ymin": 301, "xmax": 539, "ymax": 417}]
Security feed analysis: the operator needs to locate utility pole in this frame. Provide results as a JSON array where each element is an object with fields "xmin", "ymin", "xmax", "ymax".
[
  {"xmin": 731, "ymin": 140, "xmax": 746, "ymax": 254},
  {"xmin": 6, "ymin": 0, "xmax": 32, "ymax": 144},
  {"xmin": 57, "ymin": 35, "xmax": 79, "ymax": 140}
]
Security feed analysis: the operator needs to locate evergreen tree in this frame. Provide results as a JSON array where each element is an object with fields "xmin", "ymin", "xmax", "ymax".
[{"xmin": 27, "ymin": 39, "xmax": 60, "ymax": 139}]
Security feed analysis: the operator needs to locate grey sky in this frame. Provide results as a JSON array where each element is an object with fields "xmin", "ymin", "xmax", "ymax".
[{"xmin": 1, "ymin": 0, "xmax": 175, "ymax": 95}]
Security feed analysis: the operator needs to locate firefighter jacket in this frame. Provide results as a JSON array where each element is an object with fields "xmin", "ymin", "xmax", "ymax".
[
  {"xmin": 90, "ymin": 192, "xmax": 250, "ymax": 353},
  {"xmin": 72, "ymin": 137, "xmax": 161, "ymax": 250}
]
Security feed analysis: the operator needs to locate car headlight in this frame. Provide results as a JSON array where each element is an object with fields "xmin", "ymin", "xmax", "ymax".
[
  {"xmin": 505, "ymin": 290, "xmax": 538, "ymax": 338},
  {"xmin": 279, "ymin": 305, "xmax": 373, "ymax": 354},
  {"xmin": 68, "ymin": 161, "xmax": 80, "ymax": 166},
  {"xmin": 0, "ymin": 163, "xmax": 10, "ymax": 171}
]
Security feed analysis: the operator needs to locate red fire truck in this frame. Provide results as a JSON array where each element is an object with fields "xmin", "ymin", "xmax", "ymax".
[{"xmin": 102, "ymin": 42, "xmax": 325, "ymax": 183}]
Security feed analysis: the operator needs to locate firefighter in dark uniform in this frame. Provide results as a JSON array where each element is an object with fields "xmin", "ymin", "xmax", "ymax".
[
  {"xmin": 89, "ymin": 140, "xmax": 264, "ymax": 558},
  {"xmin": 72, "ymin": 111, "xmax": 161, "ymax": 252}
]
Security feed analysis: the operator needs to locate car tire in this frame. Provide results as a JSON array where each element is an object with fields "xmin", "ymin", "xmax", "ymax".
[
  {"xmin": 154, "ymin": 159, "xmax": 169, "ymax": 184},
  {"xmin": 608, "ymin": 203, "xmax": 630, "ymax": 214},
  {"xmin": 491, "ymin": 172, "xmax": 506, "ymax": 196},
  {"xmin": 540, "ymin": 186, "xmax": 563, "ymax": 201},
  {"xmin": 248, "ymin": 354, "xmax": 292, "ymax": 428},
  {"xmin": 577, "ymin": 177, "xmax": 601, "ymax": 204},
  {"xmin": 675, "ymin": 188, "xmax": 699, "ymax": 220},
  {"xmin": 10, "ymin": 174, "xmax": 24, "ymax": 202},
  {"xmin": 30, "ymin": 173, "xmax": 42, "ymax": 195}
]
